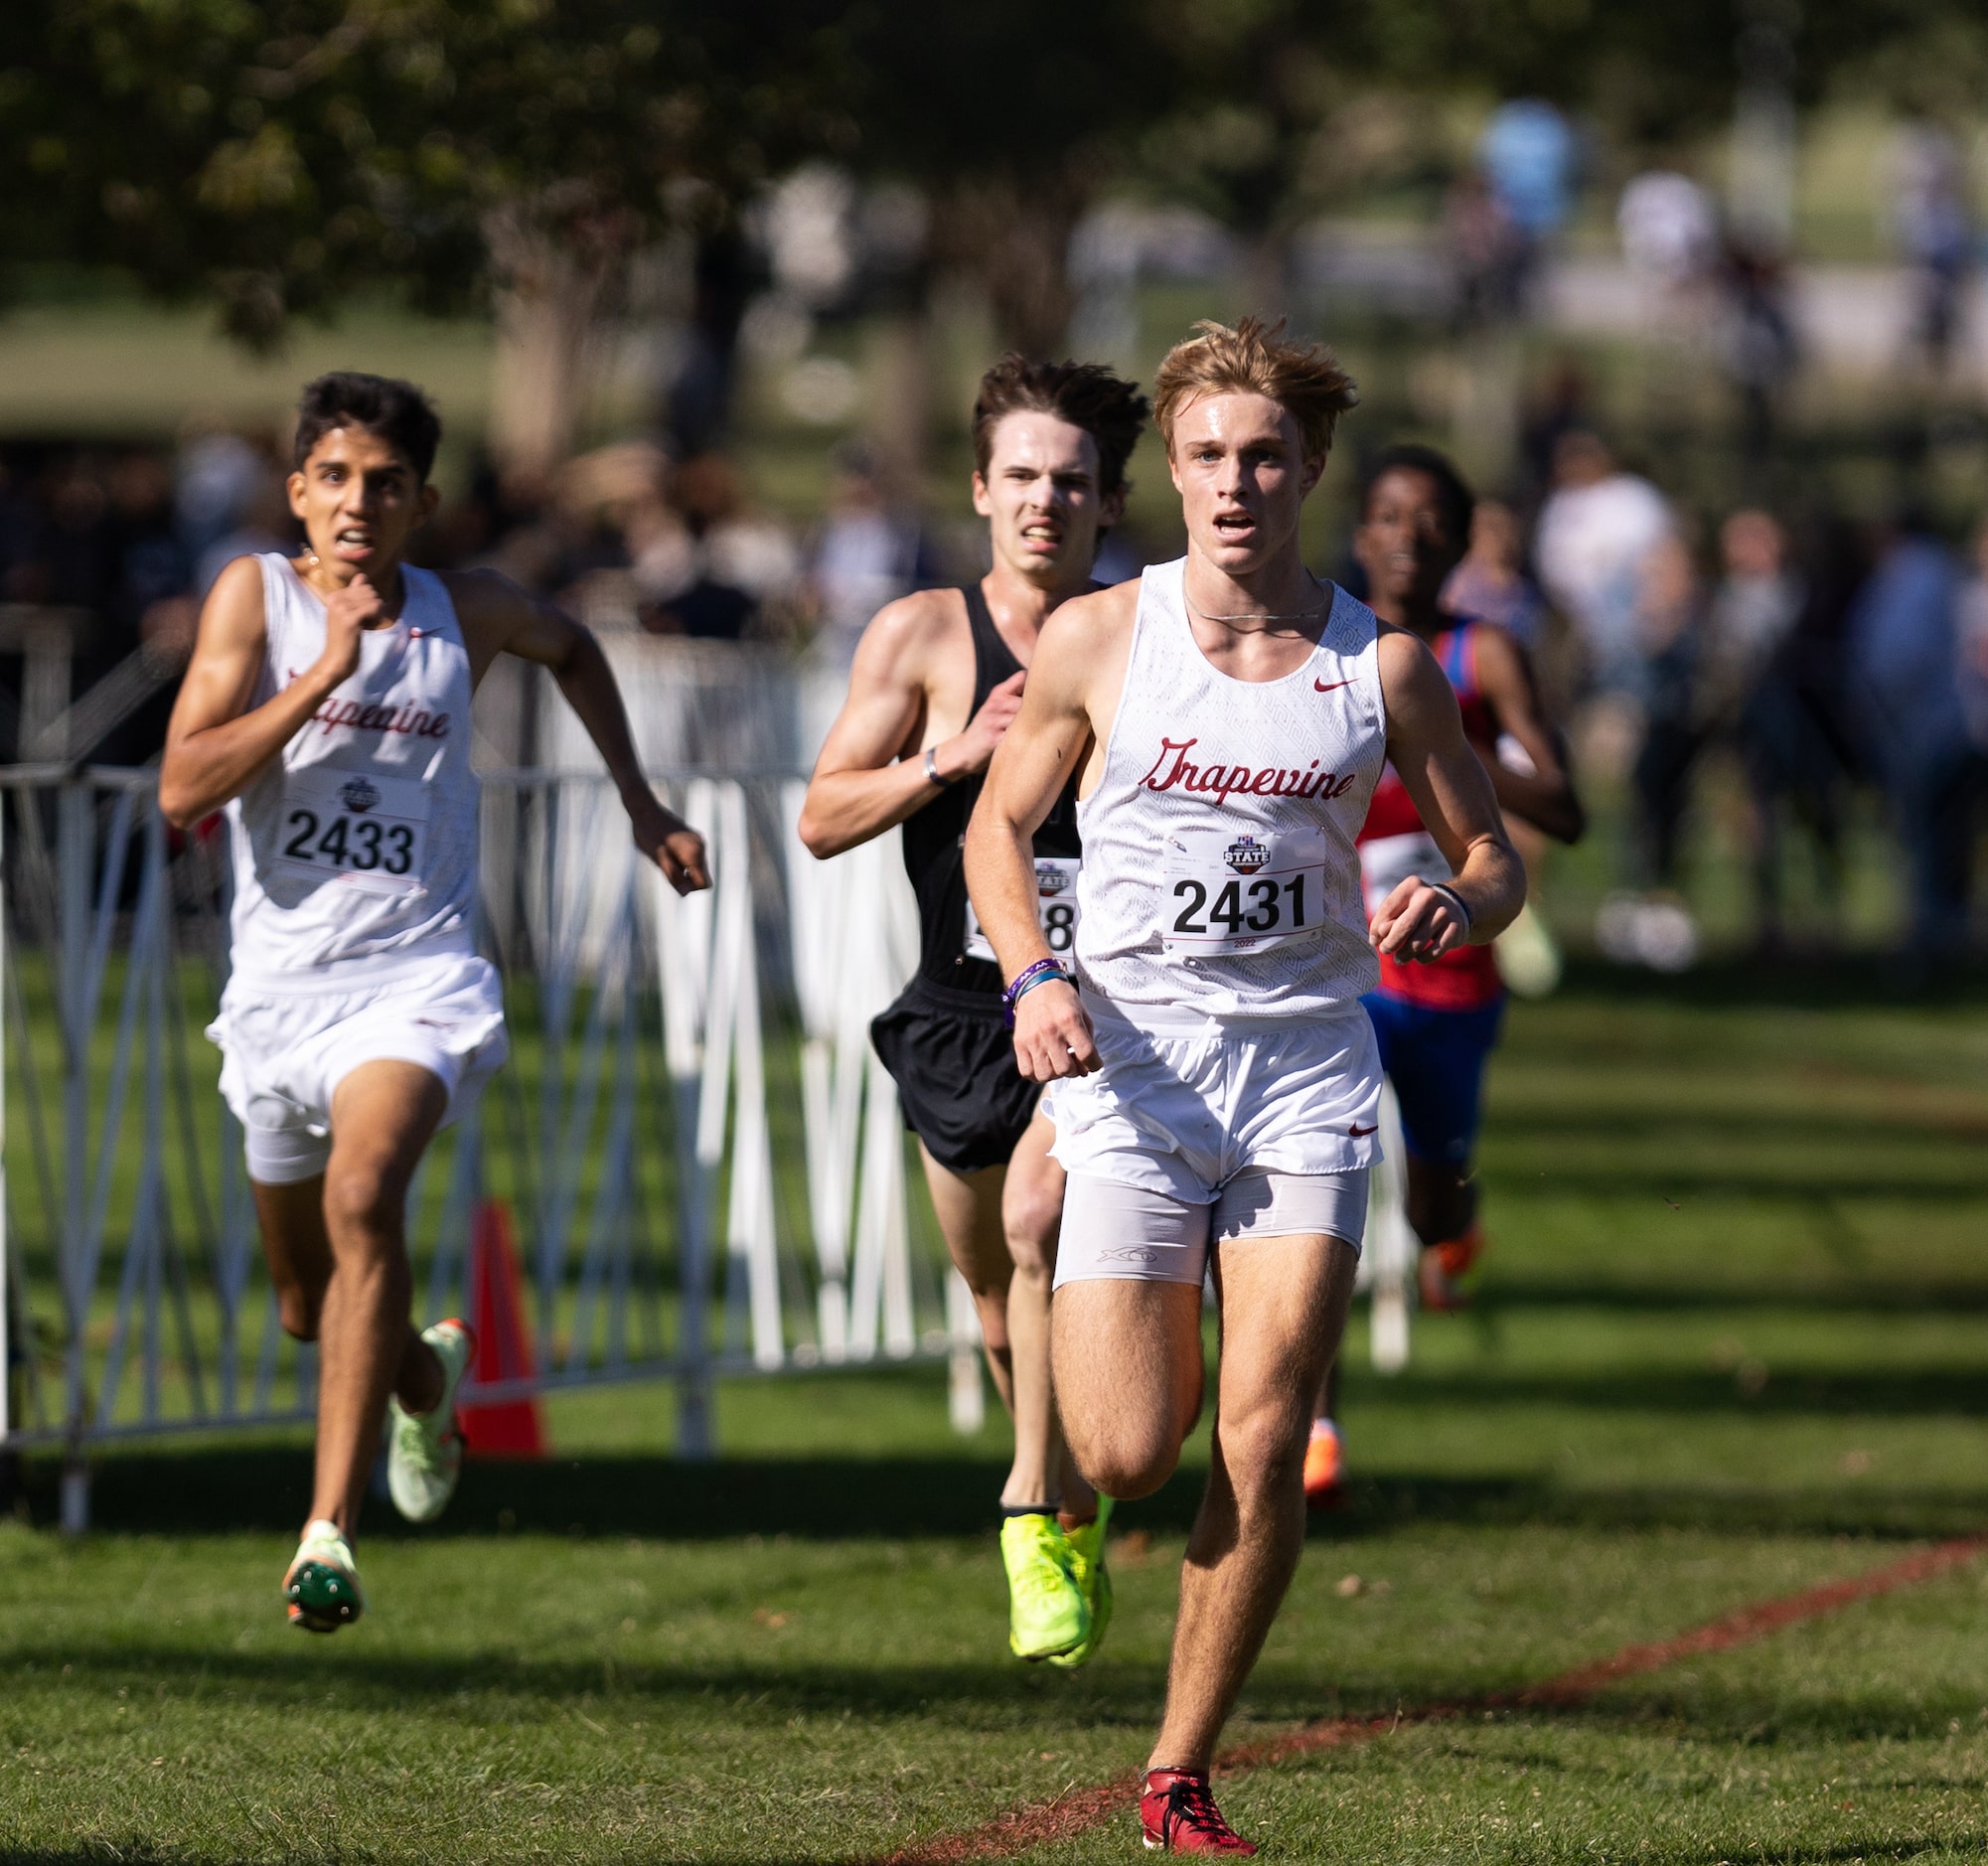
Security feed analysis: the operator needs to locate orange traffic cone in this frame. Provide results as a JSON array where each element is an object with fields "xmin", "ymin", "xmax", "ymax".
[{"xmin": 459, "ymin": 1199, "xmax": 548, "ymax": 1459}]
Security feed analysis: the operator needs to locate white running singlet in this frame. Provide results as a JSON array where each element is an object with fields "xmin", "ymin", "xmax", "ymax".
[
  {"xmin": 225, "ymin": 553, "xmax": 480, "ymax": 990},
  {"xmin": 1070, "ymin": 558, "xmax": 1386, "ymax": 1026}
]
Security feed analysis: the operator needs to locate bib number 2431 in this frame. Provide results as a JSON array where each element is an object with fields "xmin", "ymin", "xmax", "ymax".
[{"xmin": 1162, "ymin": 828, "xmax": 1326, "ymax": 956}]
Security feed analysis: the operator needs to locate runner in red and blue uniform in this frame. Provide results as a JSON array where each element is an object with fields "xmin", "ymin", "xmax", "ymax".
[{"xmin": 1306, "ymin": 444, "xmax": 1585, "ymax": 1506}]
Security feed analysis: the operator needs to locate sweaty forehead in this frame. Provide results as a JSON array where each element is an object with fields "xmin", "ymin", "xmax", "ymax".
[
  {"xmin": 985, "ymin": 409, "xmax": 1100, "ymax": 477},
  {"xmin": 1170, "ymin": 390, "xmax": 1299, "ymax": 450}
]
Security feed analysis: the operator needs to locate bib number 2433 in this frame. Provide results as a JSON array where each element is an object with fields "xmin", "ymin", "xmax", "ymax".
[
  {"xmin": 1162, "ymin": 828, "xmax": 1326, "ymax": 956},
  {"xmin": 270, "ymin": 767, "xmax": 429, "ymax": 896}
]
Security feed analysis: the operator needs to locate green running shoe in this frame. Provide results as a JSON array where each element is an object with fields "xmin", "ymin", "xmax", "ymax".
[
  {"xmin": 1000, "ymin": 1512, "xmax": 1088, "ymax": 1660},
  {"xmin": 283, "ymin": 1519, "xmax": 365, "ymax": 1633},
  {"xmin": 1049, "ymin": 1494, "xmax": 1114, "ymax": 1669},
  {"xmin": 387, "ymin": 1318, "xmax": 475, "ymax": 1524}
]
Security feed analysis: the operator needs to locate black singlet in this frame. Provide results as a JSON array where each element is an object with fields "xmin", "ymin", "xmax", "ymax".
[{"xmin": 898, "ymin": 582, "xmax": 1082, "ymax": 998}]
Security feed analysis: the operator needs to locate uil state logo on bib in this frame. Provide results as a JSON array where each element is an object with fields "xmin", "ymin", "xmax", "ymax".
[
  {"xmin": 340, "ymin": 776, "xmax": 382, "ymax": 815},
  {"xmin": 965, "ymin": 855, "xmax": 1083, "ymax": 963},
  {"xmin": 1224, "ymin": 836, "xmax": 1270, "ymax": 876}
]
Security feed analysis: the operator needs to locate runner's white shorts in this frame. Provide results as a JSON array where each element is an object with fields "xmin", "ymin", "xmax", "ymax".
[
  {"xmin": 1046, "ymin": 1006, "xmax": 1382, "ymax": 1289},
  {"xmin": 208, "ymin": 951, "xmax": 508, "ymax": 1185}
]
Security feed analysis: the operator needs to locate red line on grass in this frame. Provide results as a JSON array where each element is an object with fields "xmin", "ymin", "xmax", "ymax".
[{"xmin": 880, "ymin": 1535, "xmax": 1988, "ymax": 1865}]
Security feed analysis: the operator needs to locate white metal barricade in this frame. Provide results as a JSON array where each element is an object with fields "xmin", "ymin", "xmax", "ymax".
[
  {"xmin": 1354, "ymin": 1079, "xmax": 1415, "ymax": 1374},
  {"xmin": 0, "ymin": 767, "xmax": 988, "ymax": 1527},
  {"xmin": 0, "ymin": 762, "xmax": 1412, "ymax": 1523}
]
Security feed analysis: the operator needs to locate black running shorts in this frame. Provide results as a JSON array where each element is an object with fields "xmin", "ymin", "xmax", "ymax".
[{"xmin": 869, "ymin": 978, "xmax": 1042, "ymax": 1174}]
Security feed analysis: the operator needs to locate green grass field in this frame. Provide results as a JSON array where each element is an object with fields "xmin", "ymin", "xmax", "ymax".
[{"xmin": 6, "ymin": 974, "xmax": 1988, "ymax": 1864}]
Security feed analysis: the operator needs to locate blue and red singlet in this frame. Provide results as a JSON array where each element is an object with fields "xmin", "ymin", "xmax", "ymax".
[{"xmin": 1356, "ymin": 619, "xmax": 1504, "ymax": 1014}]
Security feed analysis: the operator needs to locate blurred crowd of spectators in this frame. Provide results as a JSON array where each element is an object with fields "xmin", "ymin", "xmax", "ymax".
[
  {"xmin": 1454, "ymin": 416, "xmax": 1988, "ymax": 966},
  {"xmin": 3, "ymin": 389, "xmax": 1986, "ymax": 960},
  {"xmin": 0, "ymin": 423, "xmax": 966, "ymax": 769}
]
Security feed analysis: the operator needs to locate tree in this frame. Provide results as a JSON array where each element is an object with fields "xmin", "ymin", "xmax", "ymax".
[
  {"xmin": 7, "ymin": 0, "xmax": 1982, "ymax": 474},
  {"xmin": 1, "ymin": 0, "xmax": 853, "ymax": 472},
  {"xmin": 838, "ymin": 0, "xmax": 1177, "ymax": 357}
]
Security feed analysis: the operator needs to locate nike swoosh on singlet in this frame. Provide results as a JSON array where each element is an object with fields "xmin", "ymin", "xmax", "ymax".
[
  {"xmin": 1314, "ymin": 678, "xmax": 1353, "ymax": 693},
  {"xmin": 1347, "ymin": 1123, "xmax": 1378, "ymax": 1137}
]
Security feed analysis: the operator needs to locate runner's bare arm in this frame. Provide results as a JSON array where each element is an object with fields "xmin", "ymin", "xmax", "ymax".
[
  {"xmin": 159, "ymin": 557, "xmax": 375, "ymax": 828},
  {"xmin": 797, "ymin": 591, "xmax": 1024, "ymax": 858},
  {"xmin": 965, "ymin": 594, "xmax": 1114, "ymax": 1082},
  {"xmin": 445, "ymin": 568, "xmax": 709, "ymax": 895},
  {"xmin": 1373, "ymin": 628, "xmax": 1525, "ymax": 963},
  {"xmin": 1471, "ymin": 623, "xmax": 1585, "ymax": 843}
]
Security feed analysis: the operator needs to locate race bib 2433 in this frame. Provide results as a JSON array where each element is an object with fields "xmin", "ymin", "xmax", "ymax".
[{"xmin": 269, "ymin": 766, "xmax": 429, "ymax": 896}]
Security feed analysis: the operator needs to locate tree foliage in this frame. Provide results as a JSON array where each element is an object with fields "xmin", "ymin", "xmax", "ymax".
[
  {"xmin": 4, "ymin": 0, "xmax": 1983, "ymax": 358},
  {"xmin": 0, "ymin": 0, "xmax": 853, "ymax": 344}
]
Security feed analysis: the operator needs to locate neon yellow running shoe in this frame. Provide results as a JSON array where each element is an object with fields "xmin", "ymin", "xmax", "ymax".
[
  {"xmin": 387, "ymin": 1318, "xmax": 474, "ymax": 1524},
  {"xmin": 1048, "ymin": 1494, "xmax": 1114, "ymax": 1669},
  {"xmin": 1000, "ymin": 1512, "xmax": 1087, "ymax": 1660},
  {"xmin": 283, "ymin": 1519, "xmax": 365, "ymax": 1633}
]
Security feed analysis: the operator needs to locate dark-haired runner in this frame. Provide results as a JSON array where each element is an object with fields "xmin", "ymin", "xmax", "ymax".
[
  {"xmin": 799, "ymin": 355, "xmax": 1148, "ymax": 1664},
  {"xmin": 1305, "ymin": 444, "xmax": 1585, "ymax": 1505},
  {"xmin": 161, "ymin": 373, "xmax": 708, "ymax": 1632}
]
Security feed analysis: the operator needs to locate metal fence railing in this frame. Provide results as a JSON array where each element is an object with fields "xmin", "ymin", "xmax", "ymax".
[
  {"xmin": 0, "ymin": 765, "xmax": 985, "ymax": 1528},
  {"xmin": 0, "ymin": 761, "xmax": 1415, "ymax": 1529}
]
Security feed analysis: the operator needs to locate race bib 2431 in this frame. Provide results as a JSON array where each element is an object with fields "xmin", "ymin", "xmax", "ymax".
[{"xmin": 1161, "ymin": 827, "xmax": 1325, "ymax": 956}]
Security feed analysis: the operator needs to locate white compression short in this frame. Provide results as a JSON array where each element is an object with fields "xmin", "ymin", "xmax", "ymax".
[
  {"xmin": 1045, "ymin": 1004, "xmax": 1382, "ymax": 1288},
  {"xmin": 1054, "ymin": 1166, "xmax": 1369, "ymax": 1288},
  {"xmin": 208, "ymin": 951, "xmax": 508, "ymax": 1184}
]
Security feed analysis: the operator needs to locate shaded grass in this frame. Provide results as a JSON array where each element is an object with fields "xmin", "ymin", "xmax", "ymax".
[
  {"xmin": 0, "ymin": 1521, "xmax": 1942, "ymax": 1866},
  {"xmin": 4, "ymin": 985, "xmax": 1988, "ymax": 1861}
]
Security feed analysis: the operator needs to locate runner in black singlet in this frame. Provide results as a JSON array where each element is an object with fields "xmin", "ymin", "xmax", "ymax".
[
  {"xmin": 799, "ymin": 356, "xmax": 1147, "ymax": 1665},
  {"xmin": 871, "ymin": 584, "xmax": 1082, "ymax": 1171}
]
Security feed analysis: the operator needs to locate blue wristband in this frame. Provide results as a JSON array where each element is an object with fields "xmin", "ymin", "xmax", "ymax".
[{"xmin": 1002, "ymin": 958, "xmax": 1068, "ymax": 1028}]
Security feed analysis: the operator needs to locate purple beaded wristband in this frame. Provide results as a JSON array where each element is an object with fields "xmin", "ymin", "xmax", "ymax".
[{"xmin": 1002, "ymin": 957, "xmax": 1068, "ymax": 1028}]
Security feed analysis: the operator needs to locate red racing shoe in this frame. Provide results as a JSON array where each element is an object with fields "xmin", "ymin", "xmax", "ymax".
[{"xmin": 1141, "ymin": 1768, "xmax": 1257, "ymax": 1854}]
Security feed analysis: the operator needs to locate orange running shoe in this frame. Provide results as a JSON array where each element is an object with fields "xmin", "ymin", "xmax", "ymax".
[
  {"xmin": 1419, "ymin": 1224, "xmax": 1487, "ymax": 1312},
  {"xmin": 1302, "ymin": 1417, "xmax": 1345, "ymax": 1510}
]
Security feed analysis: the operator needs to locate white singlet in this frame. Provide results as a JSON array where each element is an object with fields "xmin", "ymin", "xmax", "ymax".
[
  {"xmin": 1069, "ymin": 557, "xmax": 1386, "ymax": 1028},
  {"xmin": 1045, "ymin": 558, "xmax": 1389, "ymax": 1256},
  {"xmin": 225, "ymin": 553, "xmax": 480, "ymax": 991},
  {"xmin": 209, "ymin": 554, "xmax": 504, "ymax": 1184}
]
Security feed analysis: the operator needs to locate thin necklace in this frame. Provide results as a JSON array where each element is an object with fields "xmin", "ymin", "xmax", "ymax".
[{"xmin": 1185, "ymin": 588, "xmax": 1330, "ymax": 626}]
